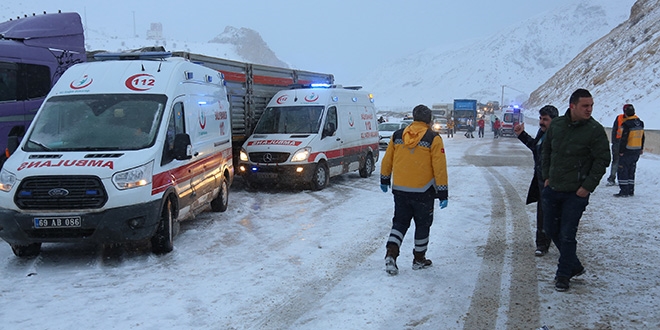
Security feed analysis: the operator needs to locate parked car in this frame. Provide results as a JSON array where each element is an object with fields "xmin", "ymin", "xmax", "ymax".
[{"xmin": 378, "ymin": 121, "xmax": 411, "ymax": 149}]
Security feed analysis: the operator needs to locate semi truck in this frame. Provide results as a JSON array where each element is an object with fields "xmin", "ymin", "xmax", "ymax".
[
  {"xmin": 453, "ymin": 99, "xmax": 478, "ymax": 131},
  {"xmin": 0, "ymin": 12, "xmax": 86, "ymax": 166}
]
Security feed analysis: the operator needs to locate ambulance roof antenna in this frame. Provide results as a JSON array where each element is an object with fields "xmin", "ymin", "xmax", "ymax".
[
  {"xmin": 141, "ymin": 64, "xmax": 145, "ymax": 71},
  {"xmin": 157, "ymin": 61, "xmax": 162, "ymax": 72}
]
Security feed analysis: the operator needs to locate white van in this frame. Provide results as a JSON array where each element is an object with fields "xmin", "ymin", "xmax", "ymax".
[
  {"xmin": 0, "ymin": 51, "xmax": 233, "ymax": 256},
  {"xmin": 237, "ymin": 85, "xmax": 379, "ymax": 190}
]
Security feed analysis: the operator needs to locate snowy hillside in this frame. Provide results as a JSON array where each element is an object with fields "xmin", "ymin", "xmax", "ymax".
[
  {"xmin": 361, "ymin": 0, "xmax": 635, "ymax": 111},
  {"xmin": 527, "ymin": 0, "xmax": 660, "ymax": 128}
]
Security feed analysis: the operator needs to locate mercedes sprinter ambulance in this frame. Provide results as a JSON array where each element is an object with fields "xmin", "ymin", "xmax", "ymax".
[{"xmin": 237, "ymin": 85, "xmax": 379, "ymax": 190}]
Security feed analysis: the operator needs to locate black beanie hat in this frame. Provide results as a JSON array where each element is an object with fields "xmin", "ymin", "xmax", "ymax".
[
  {"xmin": 412, "ymin": 104, "xmax": 432, "ymax": 124},
  {"xmin": 624, "ymin": 104, "xmax": 635, "ymax": 116}
]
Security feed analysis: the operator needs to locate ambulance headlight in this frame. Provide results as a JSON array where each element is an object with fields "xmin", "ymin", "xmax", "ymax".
[
  {"xmin": 113, "ymin": 161, "xmax": 153, "ymax": 190},
  {"xmin": 291, "ymin": 147, "xmax": 311, "ymax": 162},
  {"xmin": 239, "ymin": 149, "xmax": 249, "ymax": 162},
  {"xmin": 0, "ymin": 169, "xmax": 17, "ymax": 192}
]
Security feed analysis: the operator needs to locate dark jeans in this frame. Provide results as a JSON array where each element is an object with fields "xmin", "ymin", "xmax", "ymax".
[
  {"xmin": 535, "ymin": 200, "xmax": 551, "ymax": 250},
  {"xmin": 387, "ymin": 192, "xmax": 434, "ymax": 254},
  {"xmin": 617, "ymin": 152, "xmax": 640, "ymax": 195},
  {"xmin": 542, "ymin": 187, "xmax": 589, "ymax": 278},
  {"xmin": 607, "ymin": 142, "xmax": 620, "ymax": 182},
  {"xmin": 478, "ymin": 127, "xmax": 484, "ymax": 138}
]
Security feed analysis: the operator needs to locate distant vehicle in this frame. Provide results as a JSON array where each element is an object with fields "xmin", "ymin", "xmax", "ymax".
[
  {"xmin": 378, "ymin": 121, "xmax": 410, "ymax": 150},
  {"xmin": 432, "ymin": 117, "xmax": 448, "ymax": 134},
  {"xmin": 453, "ymin": 99, "xmax": 478, "ymax": 131},
  {"xmin": 500, "ymin": 106, "xmax": 524, "ymax": 137}
]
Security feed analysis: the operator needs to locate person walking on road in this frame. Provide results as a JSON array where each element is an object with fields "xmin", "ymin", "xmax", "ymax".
[
  {"xmin": 464, "ymin": 117, "xmax": 475, "ymax": 138},
  {"xmin": 614, "ymin": 104, "xmax": 645, "ymax": 197},
  {"xmin": 541, "ymin": 88, "xmax": 610, "ymax": 292},
  {"xmin": 493, "ymin": 118, "xmax": 501, "ymax": 138},
  {"xmin": 477, "ymin": 117, "xmax": 485, "ymax": 138},
  {"xmin": 514, "ymin": 105, "xmax": 558, "ymax": 257},
  {"xmin": 446, "ymin": 118, "xmax": 454, "ymax": 138},
  {"xmin": 606, "ymin": 105, "xmax": 627, "ymax": 186},
  {"xmin": 380, "ymin": 104, "xmax": 449, "ymax": 275}
]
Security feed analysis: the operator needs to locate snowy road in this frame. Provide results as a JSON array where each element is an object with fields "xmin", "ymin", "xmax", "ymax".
[{"xmin": 1, "ymin": 132, "xmax": 659, "ymax": 329}]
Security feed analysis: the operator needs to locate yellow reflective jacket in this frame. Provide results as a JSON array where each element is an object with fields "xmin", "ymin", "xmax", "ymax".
[{"xmin": 380, "ymin": 121, "xmax": 448, "ymax": 199}]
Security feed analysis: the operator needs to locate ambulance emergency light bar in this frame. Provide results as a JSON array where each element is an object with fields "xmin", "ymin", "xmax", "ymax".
[
  {"xmin": 290, "ymin": 83, "xmax": 363, "ymax": 90},
  {"xmin": 93, "ymin": 51, "xmax": 172, "ymax": 61}
]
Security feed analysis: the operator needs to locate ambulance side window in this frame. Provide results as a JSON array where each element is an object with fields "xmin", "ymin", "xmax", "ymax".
[
  {"xmin": 323, "ymin": 106, "xmax": 337, "ymax": 138},
  {"xmin": 162, "ymin": 102, "xmax": 186, "ymax": 165}
]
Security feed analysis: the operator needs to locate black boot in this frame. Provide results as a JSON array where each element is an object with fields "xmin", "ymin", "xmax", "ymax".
[
  {"xmin": 412, "ymin": 251, "xmax": 432, "ymax": 270},
  {"xmin": 385, "ymin": 243, "xmax": 399, "ymax": 275}
]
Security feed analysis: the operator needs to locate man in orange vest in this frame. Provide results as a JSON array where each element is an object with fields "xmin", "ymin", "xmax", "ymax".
[{"xmin": 606, "ymin": 105, "xmax": 627, "ymax": 186}]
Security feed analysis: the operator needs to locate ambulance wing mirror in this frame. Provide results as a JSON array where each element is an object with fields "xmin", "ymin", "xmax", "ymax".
[
  {"xmin": 173, "ymin": 133, "xmax": 193, "ymax": 160},
  {"xmin": 322, "ymin": 122, "xmax": 336, "ymax": 138}
]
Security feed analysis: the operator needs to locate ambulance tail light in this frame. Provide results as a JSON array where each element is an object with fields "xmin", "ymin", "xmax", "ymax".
[
  {"xmin": 113, "ymin": 161, "xmax": 153, "ymax": 190},
  {"xmin": 291, "ymin": 147, "xmax": 311, "ymax": 162}
]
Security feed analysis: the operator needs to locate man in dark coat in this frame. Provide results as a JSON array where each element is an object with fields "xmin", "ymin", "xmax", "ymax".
[
  {"xmin": 541, "ymin": 89, "xmax": 610, "ymax": 292},
  {"xmin": 514, "ymin": 105, "xmax": 558, "ymax": 257}
]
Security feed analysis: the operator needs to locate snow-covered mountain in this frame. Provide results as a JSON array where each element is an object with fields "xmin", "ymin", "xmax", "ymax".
[
  {"xmin": 361, "ymin": 0, "xmax": 634, "ymax": 111},
  {"xmin": 526, "ymin": 0, "xmax": 660, "ymax": 127}
]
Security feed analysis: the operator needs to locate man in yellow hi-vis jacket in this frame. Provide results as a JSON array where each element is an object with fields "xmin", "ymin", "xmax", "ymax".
[
  {"xmin": 614, "ymin": 104, "xmax": 645, "ymax": 197},
  {"xmin": 380, "ymin": 104, "xmax": 448, "ymax": 275}
]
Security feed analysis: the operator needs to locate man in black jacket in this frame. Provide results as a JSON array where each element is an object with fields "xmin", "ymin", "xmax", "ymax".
[
  {"xmin": 541, "ymin": 89, "xmax": 610, "ymax": 292},
  {"xmin": 514, "ymin": 105, "xmax": 558, "ymax": 257}
]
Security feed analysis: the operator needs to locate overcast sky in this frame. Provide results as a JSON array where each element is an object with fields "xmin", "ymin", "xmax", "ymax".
[{"xmin": 6, "ymin": 0, "xmax": 577, "ymax": 83}]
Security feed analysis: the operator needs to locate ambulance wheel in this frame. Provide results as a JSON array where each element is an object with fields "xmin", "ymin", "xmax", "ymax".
[
  {"xmin": 310, "ymin": 162, "xmax": 329, "ymax": 191},
  {"xmin": 359, "ymin": 153, "xmax": 375, "ymax": 178},
  {"xmin": 211, "ymin": 176, "xmax": 229, "ymax": 212},
  {"xmin": 151, "ymin": 198, "xmax": 174, "ymax": 254},
  {"xmin": 11, "ymin": 243, "xmax": 41, "ymax": 258}
]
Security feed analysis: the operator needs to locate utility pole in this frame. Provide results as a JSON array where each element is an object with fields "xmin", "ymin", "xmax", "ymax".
[{"xmin": 501, "ymin": 85, "xmax": 527, "ymax": 109}]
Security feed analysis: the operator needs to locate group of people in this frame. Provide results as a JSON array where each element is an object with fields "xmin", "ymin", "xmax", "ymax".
[{"xmin": 379, "ymin": 88, "xmax": 645, "ymax": 294}]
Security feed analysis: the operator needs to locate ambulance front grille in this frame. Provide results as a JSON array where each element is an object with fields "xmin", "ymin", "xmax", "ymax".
[
  {"xmin": 14, "ymin": 176, "xmax": 108, "ymax": 210},
  {"xmin": 248, "ymin": 152, "xmax": 290, "ymax": 164}
]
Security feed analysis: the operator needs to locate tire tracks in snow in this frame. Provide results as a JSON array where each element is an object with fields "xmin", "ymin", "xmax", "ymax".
[{"xmin": 462, "ymin": 141, "xmax": 540, "ymax": 329}]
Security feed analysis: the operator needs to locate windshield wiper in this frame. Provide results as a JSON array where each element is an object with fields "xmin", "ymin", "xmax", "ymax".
[{"xmin": 27, "ymin": 139, "xmax": 52, "ymax": 151}]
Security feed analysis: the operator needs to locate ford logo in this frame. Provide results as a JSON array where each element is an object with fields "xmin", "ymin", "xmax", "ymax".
[{"xmin": 48, "ymin": 188, "xmax": 70, "ymax": 197}]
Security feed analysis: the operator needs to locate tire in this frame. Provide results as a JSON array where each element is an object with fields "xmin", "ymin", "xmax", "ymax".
[
  {"xmin": 210, "ymin": 176, "xmax": 229, "ymax": 212},
  {"xmin": 151, "ymin": 198, "xmax": 174, "ymax": 254},
  {"xmin": 310, "ymin": 162, "xmax": 329, "ymax": 191},
  {"xmin": 11, "ymin": 243, "xmax": 41, "ymax": 258},
  {"xmin": 359, "ymin": 153, "xmax": 374, "ymax": 178}
]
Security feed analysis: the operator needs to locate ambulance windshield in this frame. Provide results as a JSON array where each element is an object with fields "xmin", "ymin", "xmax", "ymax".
[
  {"xmin": 24, "ymin": 94, "xmax": 167, "ymax": 151},
  {"xmin": 254, "ymin": 106, "xmax": 324, "ymax": 134}
]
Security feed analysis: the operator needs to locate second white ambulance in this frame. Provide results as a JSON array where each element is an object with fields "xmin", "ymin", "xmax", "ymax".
[{"xmin": 237, "ymin": 85, "xmax": 379, "ymax": 190}]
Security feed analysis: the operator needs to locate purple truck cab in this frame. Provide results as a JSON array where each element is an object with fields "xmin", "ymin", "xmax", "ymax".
[{"xmin": 0, "ymin": 12, "xmax": 85, "ymax": 165}]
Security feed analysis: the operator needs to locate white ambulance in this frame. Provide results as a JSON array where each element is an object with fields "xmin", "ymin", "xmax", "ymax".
[
  {"xmin": 237, "ymin": 85, "xmax": 379, "ymax": 190},
  {"xmin": 0, "ymin": 51, "xmax": 233, "ymax": 256}
]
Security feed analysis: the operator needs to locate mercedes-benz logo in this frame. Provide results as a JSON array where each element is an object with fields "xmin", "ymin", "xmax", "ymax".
[
  {"xmin": 262, "ymin": 153, "xmax": 273, "ymax": 163},
  {"xmin": 48, "ymin": 188, "xmax": 70, "ymax": 197}
]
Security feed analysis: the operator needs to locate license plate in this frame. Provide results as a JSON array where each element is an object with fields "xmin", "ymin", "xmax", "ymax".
[
  {"xmin": 34, "ymin": 216, "xmax": 82, "ymax": 229},
  {"xmin": 255, "ymin": 172, "xmax": 278, "ymax": 179}
]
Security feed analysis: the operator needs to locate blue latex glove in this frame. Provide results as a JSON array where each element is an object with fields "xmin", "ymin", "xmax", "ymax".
[
  {"xmin": 380, "ymin": 184, "xmax": 389, "ymax": 193},
  {"xmin": 439, "ymin": 200, "xmax": 448, "ymax": 209}
]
